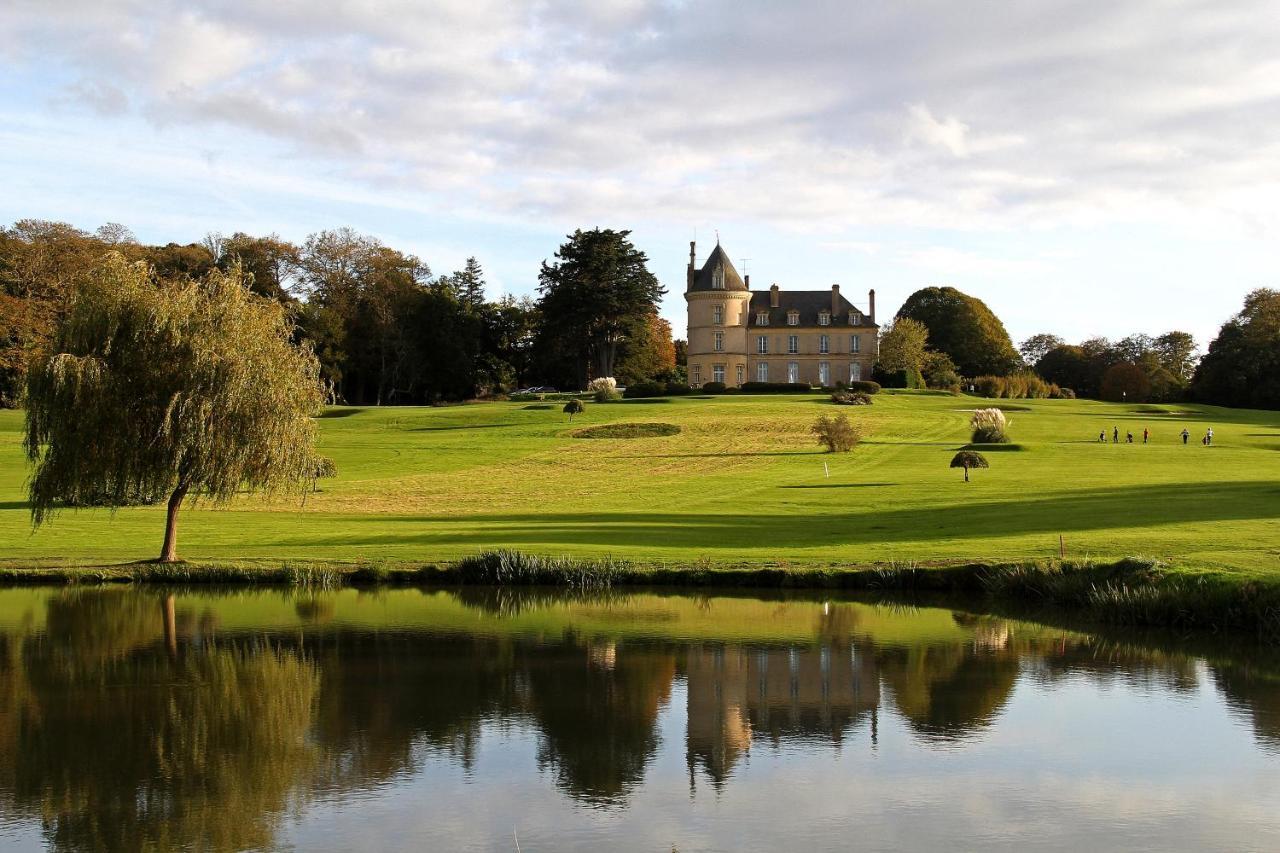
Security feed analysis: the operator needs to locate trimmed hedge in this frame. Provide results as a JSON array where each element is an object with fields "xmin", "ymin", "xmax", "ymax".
[
  {"xmin": 739, "ymin": 381, "xmax": 813, "ymax": 393},
  {"xmin": 623, "ymin": 381, "xmax": 667, "ymax": 399},
  {"xmin": 701, "ymin": 381, "xmax": 727, "ymax": 394},
  {"xmin": 847, "ymin": 380, "xmax": 881, "ymax": 395}
]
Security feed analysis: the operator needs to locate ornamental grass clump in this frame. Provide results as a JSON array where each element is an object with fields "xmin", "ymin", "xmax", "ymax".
[
  {"xmin": 811, "ymin": 413, "xmax": 862, "ymax": 452},
  {"xmin": 970, "ymin": 407, "xmax": 1010, "ymax": 443},
  {"xmin": 588, "ymin": 376, "xmax": 620, "ymax": 401}
]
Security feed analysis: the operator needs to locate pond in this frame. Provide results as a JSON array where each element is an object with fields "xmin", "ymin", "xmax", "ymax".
[{"xmin": 0, "ymin": 586, "xmax": 1277, "ymax": 851}]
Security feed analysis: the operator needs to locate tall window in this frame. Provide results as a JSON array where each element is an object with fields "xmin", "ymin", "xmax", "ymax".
[
  {"xmin": 850, "ymin": 362, "xmax": 862, "ymax": 382},
  {"xmin": 714, "ymin": 331, "xmax": 723, "ymax": 352},
  {"xmin": 736, "ymin": 364, "xmax": 745, "ymax": 385},
  {"xmin": 818, "ymin": 312, "xmax": 830, "ymax": 326},
  {"xmin": 819, "ymin": 334, "xmax": 829, "ymax": 354},
  {"xmin": 756, "ymin": 311, "xmax": 769, "ymax": 326},
  {"xmin": 787, "ymin": 311, "xmax": 799, "ymax": 326},
  {"xmin": 850, "ymin": 335, "xmax": 860, "ymax": 353},
  {"xmin": 713, "ymin": 304, "xmax": 723, "ymax": 325},
  {"xmin": 692, "ymin": 365, "xmax": 701, "ymax": 384},
  {"xmin": 713, "ymin": 364, "xmax": 725, "ymax": 383},
  {"xmin": 819, "ymin": 362, "xmax": 830, "ymax": 386},
  {"xmin": 712, "ymin": 265, "xmax": 724, "ymax": 289},
  {"xmin": 787, "ymin": 362, "xmax": 799, "ymax": 383},
  {"xmin": 757, "ymin": 335, "xmax": 769, "ymax": 354},
  {"xmin": 787, "ymin": 335, "xmax": 798, "ymax": 354},
  {"xmin": 757, "ymin": 362, "xmax": 769, "ymax": 382}
]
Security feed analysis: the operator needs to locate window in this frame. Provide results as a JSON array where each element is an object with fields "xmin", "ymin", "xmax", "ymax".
[
  {"xmin": 818, "ymin": 312, "xmax": 831, "ymax": 326},
  {"xmin": 849, "ymin": 310, "xmax": 862, "ymax": 325},
  {"xmin": 756, "ymin": 311, "xmax": 769, "ymax": 326},
  {"xmin": 757, "ymin": 335, "xmax": 769, "ymax": 354},
  {"xmin": 714, "ymin": 331, "xmax": 723, "ymax": 352},
  {"xmin": 787, "ymin": 311, "xmax": 799, "ymax": 326},
  {"xmin": 819, "ymin": 362, "xmax": 830, "ymax": 386},
  {"xmin": 692, "ymin": 364, "xmax": 701, "ymax": 385},
  {"xmin": 757, "ymin": 362, "xmax": 769, "ymax": 382},
  {"xmin": 850, "ymin": 362, "xmax": 862, "ymax": 382},
  {"xmin": 850, "ymin": 335, "xmax": 860, "ymax": 353},
  {"xmin": 787, "ymin": 362, "xmax": 799, "ymax": 383},
  {"xmin": 713, "ymin": 304, "xmax": 723, "ymax": 325},
  {"xmin": 819, "ymin": 335, "xmax": 829, "ymax": 354},
  {"xmin": 736, "ymin": 364, "xmax": 745, "ymax": 385},
  {"xmin": 712, "ymin": 265, "xmax": 724, "ymax": 289},
  {"xmin": 713, "ymin": 364, "xmax": 725, "ymax": 384},
  {"xmin": 787, "ymin": 335, "xmax": 798, "ymax": 354}
]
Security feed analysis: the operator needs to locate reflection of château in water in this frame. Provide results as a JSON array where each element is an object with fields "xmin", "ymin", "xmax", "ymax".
[{"xmin": 686, "ymin": 642, "xmax": 880, "ymax": 786}]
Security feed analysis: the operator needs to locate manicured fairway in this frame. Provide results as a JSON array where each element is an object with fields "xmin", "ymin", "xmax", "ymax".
[{"xmin": 2, "ymin": 392, "xmax": 1278, "ymax": 575}]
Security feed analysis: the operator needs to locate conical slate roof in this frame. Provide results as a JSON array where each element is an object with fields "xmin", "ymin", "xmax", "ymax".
[{"xmin": 690, "ymin": 243, "xmax": 747, "ymax": 292}]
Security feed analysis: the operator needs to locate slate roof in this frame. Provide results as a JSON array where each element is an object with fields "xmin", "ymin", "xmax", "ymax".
[
  {"xmin": 748, "ymin": 290, "xmax": 875, "ymax": 328},
  {"xmin": 689, "ymin": 243, "xmax": 748, "ymax": 292}
]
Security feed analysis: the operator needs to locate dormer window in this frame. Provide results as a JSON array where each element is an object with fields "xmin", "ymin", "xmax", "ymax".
[
  {"xmin": 712, "ymin": 265, "xmax": 725, "ymax": 290},
  {"xmin": 849, "ymin": 311, "xmax": 861, "ymax": 325},
  {"xmin": 818, "ymin": 312, "xmax": 831, "ymax": 326},
  {"xmin": 787, "ymin": 311, "xmax": 799, "ymax": 326},
  {"xmin": 756, "ymin": 312, "xmax": 769, "ymax": 326}
]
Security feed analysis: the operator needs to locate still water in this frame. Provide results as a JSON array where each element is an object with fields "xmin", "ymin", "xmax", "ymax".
[{"xmin": 0, "ymin": 586, "xmax": 1277, "ymax": 852}]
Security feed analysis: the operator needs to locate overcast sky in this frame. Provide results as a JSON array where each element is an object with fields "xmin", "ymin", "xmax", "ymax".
[{"xmin": 3, "ymin": 0, "xmax": 1279, "ymax": 347}]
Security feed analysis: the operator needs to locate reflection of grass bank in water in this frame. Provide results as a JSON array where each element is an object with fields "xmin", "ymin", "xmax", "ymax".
[{"xmin": 3, "ymin": 552, "xmax": 1280, "ymax": 640}]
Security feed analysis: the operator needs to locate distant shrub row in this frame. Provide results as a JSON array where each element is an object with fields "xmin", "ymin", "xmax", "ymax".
[
  {"xmin": 738, "ymin": 381, "xmax": 814, "ymax": 394},
  {"xmin": 972, "ymin": 373, "xmax": 1075, "ymax": 400},
  {"xmin": 623, "ymin": 381, "xmax": 693, "ymax": 399}
]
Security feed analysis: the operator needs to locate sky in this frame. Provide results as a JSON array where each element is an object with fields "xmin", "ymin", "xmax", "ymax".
[{"xmin": 2, "ymin": 1, "xmax": 1279, "ymax": 349}]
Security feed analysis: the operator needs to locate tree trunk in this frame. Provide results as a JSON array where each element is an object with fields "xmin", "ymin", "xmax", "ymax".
[
  {"xmin": 963, "ymin": 464, "xmax": 969, "ymax": 482},
  {"xmin": 160, "ymin": 482, "xmax": 189, "ymax": 563}
]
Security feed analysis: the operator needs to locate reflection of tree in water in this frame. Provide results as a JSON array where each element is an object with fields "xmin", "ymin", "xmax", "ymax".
[
  {"xmin": 1212, "ymin": 664, "xmax": 1280, "ymax": 751},
  {"xmin": 875, "ymin": 642, "xmax": 1021, "ymax": 744},
  {"xmin": 521, "ymin": 639, "xmax": 675, "ymax": 805},
  {"xmin": 0, "ymin": 590, "xmax": 320, "ymax": 852}
]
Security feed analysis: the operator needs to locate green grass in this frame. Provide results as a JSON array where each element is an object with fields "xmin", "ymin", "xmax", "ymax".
[{"xmin": 1, "ymin": 392, "xmax": 1279, "ymax": 579}]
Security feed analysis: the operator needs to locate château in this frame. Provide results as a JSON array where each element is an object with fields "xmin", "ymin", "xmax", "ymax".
[{"xmin": 684, "ymin": 240, "xmax": 879, "ymax": 388}]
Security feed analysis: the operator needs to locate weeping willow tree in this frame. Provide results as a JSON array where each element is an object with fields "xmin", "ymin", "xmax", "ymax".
[{"xmin": 24, "ymin": 252, "xmax": 326, "ymax": 562}]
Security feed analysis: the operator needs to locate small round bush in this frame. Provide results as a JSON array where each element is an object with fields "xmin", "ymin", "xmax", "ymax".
[
  {"xmin": 701, "ymin": 381, "xmax": 727, "ymax": 394},
  {"xmin": 594, "ymin": 387, "xmax": 621, "ymax": 402},
  {"xmin": 811, "ymin": 413, "xmax": 862, "ymax": 452},
  {"xmin": 848, "ymin": 380, "xmax": 881, "ymax": 395},
  {"xmin": 563, "ymin": 400, "xmax": 585, "ymax": 421}
]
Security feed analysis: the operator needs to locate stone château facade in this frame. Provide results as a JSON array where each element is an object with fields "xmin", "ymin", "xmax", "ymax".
[{"xmin": 685, "ymin": 240, "xmax": 879, "ymax": 388}]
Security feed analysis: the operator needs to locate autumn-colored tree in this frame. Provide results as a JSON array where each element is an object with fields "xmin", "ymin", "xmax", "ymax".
[{"xmin": 24, "ymin": 254, "xmax": 326, "ymax": 561}]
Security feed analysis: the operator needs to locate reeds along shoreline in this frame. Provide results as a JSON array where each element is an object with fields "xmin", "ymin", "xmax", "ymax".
[{"xmin": 0, "ymin": 552, "xmax": 1277, "ymax": 640}]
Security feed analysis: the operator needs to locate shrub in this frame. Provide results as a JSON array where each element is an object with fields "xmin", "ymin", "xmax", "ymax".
[
  {"xmin": 973, "ymin": 375, "xmax": 1004, "ymax": 398},
  {"xmin": 847, "ymin": 380, "xmax": 881, "ymax": 394},
  {"xmin": 563, "ymin": 400, "xmax": 585, "ymax": 421},
  {"xmin": 831, "ymin": 390, "xmax": 873, "ymax": 406},
  {"xmin": 587, "ymin": 376, "xmax": 617, "ymax": 394},
  {"xmin": 970, "ymin": 407, "xmax": 1009, "ymax": 443},
  {"xmin": 811, "ymin": 413, "xmax": 862, "ymax": 452},
  {"xmin": 873, "ymin": 366, "xmax": 926, "ymax": 389},
  {"xmin": 593, "ymin": 387, "xmax": 621, "ymax": 402},
  {"xmin": 701, "ymin": 381, "xmax": 727, "ymax": 394},
  {"xmin": 664, "ymin": 382, "xmax": 691, "ymax": 396},
  {"xmin": 623, "ymin": 381, "xmax": 667, "ymax": 399},
  {"xmin": 739, "ymin": 381, "xmax": 813, "ymax": 393},
  {"xmin": 1052, "ymin": 386, "xmax": 1076, "ymax": 399}
]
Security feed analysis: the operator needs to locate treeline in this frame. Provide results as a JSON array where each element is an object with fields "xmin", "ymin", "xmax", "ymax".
[
  {"xmin": 878, "ymin": 283, "xmax": 1280, "ymax": 408},
  {"xmin": 0, "ymin": 220, "xmax": 678, "ymax": 407}
]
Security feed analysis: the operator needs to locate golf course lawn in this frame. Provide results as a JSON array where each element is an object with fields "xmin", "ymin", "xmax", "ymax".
[{"xmin": 2, "ymin": 391, "xmax": 1278, "ymax": 577}]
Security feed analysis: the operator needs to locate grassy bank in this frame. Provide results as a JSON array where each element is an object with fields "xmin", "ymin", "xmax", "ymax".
[
  {"xmin": 3, "ymin": 392, "xmax": 1279, "ymax": 572},
  {"xmin": 2, "ymin": 552, "xmax": 1278, "ymax": 640}
]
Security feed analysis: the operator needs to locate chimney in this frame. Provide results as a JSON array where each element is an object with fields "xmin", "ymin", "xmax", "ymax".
[
  {"xmin": 744, "ymin": 273, "xmax": 750, "ymax": 288},
  {"xmin": 770, "ymin": 283, "xmax": 780, "ymax": 308},
  {"xmin": 868, "ymin": 288, "xmax": 876, "ymax": 324},
  {"xmin": 831, "ymin": 283, "xmax": 840, "ymax": 316},
  {"xmin": 687, "ymin": 241, "xmax": 696, "ymax": 290}
]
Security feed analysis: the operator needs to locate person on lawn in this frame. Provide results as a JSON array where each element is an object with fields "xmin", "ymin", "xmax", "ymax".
[{"xmin": 1181, "ymin": 427, "xmax": 1190, "ymax": 445}]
